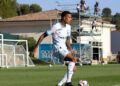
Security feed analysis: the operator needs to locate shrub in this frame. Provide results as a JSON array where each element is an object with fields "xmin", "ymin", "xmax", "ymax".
[{"xmin": 19, "ymin": 36, "xmax": 36, "ymax": 52}]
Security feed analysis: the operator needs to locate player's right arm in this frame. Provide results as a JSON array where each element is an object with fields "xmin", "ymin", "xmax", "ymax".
[
  {"xmin": 30, "ymin": 24, "xmax": 56, "ymax": 56},
  {"xmin": 30, "ymin": 32, "xmax": 47, "ymax": 56}
]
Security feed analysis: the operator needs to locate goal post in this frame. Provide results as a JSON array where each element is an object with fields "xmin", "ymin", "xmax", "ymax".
[
  {"xmin": 0, "ymin": 34, "xmax": 3, "ymax": 67},
  {"xmin": 0, "ymin": 34, "xmax": 34, "ymax": 68}
]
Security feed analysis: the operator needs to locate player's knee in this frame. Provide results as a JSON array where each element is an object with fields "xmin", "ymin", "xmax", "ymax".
[
  {"xmin": 65, "ymin": 54, "xmax": 76, "ymax": 62},
  {"xmin": 73, "ymin": 58, "xmax": 76, "ymax": 63}
]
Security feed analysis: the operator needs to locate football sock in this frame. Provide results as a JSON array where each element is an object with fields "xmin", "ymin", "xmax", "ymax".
[
  {"xmin": 66, "ymin": 62, "xmax": 75, "ymax": 83},
  {"xmin": 57, "ymin": 72, "xmax": 67, "ymax": 86}
]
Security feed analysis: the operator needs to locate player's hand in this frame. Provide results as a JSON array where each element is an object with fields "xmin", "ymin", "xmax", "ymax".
[
  {"xmin": 70, "ymin": 49, "xmax": 76, "ymax": 55},
  {"xmin": 30, "ymin": 48, "xmax": 37, "ymax": 56},
  {"xmin": 30, "ymin": 51, "xmax": 34, "ymax": 57}
]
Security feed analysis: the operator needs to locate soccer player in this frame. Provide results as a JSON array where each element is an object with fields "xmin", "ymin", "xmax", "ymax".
[{"xmin": 31, "ymin": 11, "xmax": 77, "ymax": 86}]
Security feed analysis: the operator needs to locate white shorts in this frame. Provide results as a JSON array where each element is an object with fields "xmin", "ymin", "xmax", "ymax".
[{"xmin": 53, "ymin": 45, "xmax": 70, "ymax": 63}]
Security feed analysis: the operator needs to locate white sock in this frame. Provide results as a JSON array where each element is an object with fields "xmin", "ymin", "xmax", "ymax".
[
  {"xmin": 57, "ymin": 72, "xmax": 67, "ymax": 86},
  {"xmin": 66, "ymin": 62, "xmax": 75, "ymax": 83}
]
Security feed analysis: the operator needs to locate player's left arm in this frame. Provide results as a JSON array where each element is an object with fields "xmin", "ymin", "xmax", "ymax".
[{"xmin": 66, "ymin": 37, "xmax": 76, "ymax": 54}]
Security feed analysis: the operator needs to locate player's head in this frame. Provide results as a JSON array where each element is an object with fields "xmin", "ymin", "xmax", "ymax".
[{"xmin": 61, "ymin": 11, "xmax": 72, "ymax": 24}]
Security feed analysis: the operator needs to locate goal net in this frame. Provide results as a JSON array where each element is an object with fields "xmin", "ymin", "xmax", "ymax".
[{"xmin": 0, "ymin": 34, "xmax": 34, "ymax": 68}]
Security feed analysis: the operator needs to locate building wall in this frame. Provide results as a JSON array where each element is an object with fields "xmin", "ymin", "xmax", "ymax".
[
  {"xmin": 111, "ymin": 31, "xmax": 120, "ymax": 54},
  {"xmin": 102, "ymin": 27, "xmax": 111, "ymax": 62},
  {"xmin": 72, "ymin": 20, "xmax": 115, "ymax": 63},
  {"xmin": 0, "ymin": 21, "xmax": 51, "ymax": 41}
]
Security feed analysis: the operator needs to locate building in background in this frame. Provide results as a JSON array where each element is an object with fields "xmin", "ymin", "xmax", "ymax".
[{"xmin": 0, "ymin": 9, "xmax": 116, "ymax": 64}]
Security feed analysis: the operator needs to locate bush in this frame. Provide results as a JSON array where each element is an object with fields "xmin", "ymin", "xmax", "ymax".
[
  {"xmin": 108, "ymin": 61, "xmax": 118, "ymax": 64},
  {"xmin": 19, "ymin": 36, "xmax": 36, "ymax": 52}
]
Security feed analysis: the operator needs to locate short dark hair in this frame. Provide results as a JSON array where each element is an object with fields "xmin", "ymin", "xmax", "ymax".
[{"xmin": 61, "ymin": 11, "xmax": 71, "ymax": 18}]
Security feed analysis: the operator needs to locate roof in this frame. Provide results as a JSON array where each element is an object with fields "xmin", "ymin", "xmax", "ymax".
[
  {"xmin": 0, "ymin": 9, "xmax": 116, "ymax": 28},
  {"xmin": 83, "ymin": 18, "xmax": 111, "ymax": 24},
  {"xmin": 0, "ymin": 9, "xmax": 62, "ymax": 22},
  {"xmin": 117, "ymin": 29, "xmax": 120, "ymax": 31}
]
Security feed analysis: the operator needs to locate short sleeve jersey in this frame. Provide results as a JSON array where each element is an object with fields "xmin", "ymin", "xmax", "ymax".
[
  {"xmin": 46, "ymin": 22, "xmax": 71, "ymax": 49},
  {"xmin": 92, "ymin": 20, "xmax": 96, "ymax": 26}
]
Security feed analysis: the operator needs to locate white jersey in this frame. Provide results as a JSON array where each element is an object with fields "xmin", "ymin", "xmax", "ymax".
[
  {"xmin": 46, "ymin": 22, "xmax": 71, "ymax": 49},
  {"xmin": 45, "ymin": 22, "xmax": 71, "ymax": 62},
  {"xmin": 92, "ymin": 20, "xmax": 96, "ymax": 26}
]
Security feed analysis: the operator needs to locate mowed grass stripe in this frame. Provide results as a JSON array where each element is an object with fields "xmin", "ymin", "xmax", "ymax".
[{"xmin": 0, "ymin": 64, "xmax": 120, "ymax": 86}]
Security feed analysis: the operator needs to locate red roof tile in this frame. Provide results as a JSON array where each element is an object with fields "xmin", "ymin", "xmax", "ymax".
[
  {"xmin": 0, "ymin": 9, "xmax": 114, "ymax": 25},
  {"xmin": 0, "ymin": 9, "xmax": 62, "ymax": 21}
]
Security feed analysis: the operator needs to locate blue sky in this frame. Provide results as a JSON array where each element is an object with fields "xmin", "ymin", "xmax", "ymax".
[{"xmin": 17, "ymin": 0, "xmax": 120, "ymax": 15}]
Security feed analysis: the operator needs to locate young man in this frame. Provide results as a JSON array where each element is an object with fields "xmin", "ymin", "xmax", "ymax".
[
  {"xmin": 31, "ymin": 11, "xmax": 77, "ymax": 86},
  {"xmin": 80, "ymin": 0, "xmax": 86, "ymax": 12},
  {"xmin": 94, "ymin": 2, "xmax": 100, "ymax": 15},
  {"xmin": 76, "ymin": 4, "xmax": 80, "ymax": 13},
  {"xmin": 92, "ymin": 18, "xmax": 97, "ymax": 32}
]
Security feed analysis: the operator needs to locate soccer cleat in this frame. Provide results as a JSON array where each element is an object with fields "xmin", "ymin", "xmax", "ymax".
[
  {"xmin": 65, "ymin": 82, "xmax": 74, "ymax": 86},
  {"xmin": 56, "ymin": 85, "xmax": 61, "ymax": 86}
]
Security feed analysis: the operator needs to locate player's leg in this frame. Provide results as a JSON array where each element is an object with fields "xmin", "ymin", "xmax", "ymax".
[
  {"xmin": 54, "ymin": 49, "xmax": 68, "ymax": 86},
  {"xmin": 95, "ymin": 26, "xmax": 97, "ymax": 32},
  {"xmin": 65, "ymin": 53, "xmax": 77, "ymax": 86},
  {"xmin": 54, "ymin": 47, "xmax": 76, "ymax": 86},
  {"xmin": 57, "ymin": 72, "xmax": 67, "ymax": 86},
  {"xmin": 57, "ymin": 62, "xmax": 76, "ymax": 86},
  {"xmin": 91, "ymin": 26, "xmax": 94, "ymax": 32}
]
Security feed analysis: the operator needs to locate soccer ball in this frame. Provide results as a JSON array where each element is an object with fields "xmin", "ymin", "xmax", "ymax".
[
  {"xmin": 49, "ymin": 64, "xmax": 52, "ymax": 67},
  {"xmin": 78, "ymin": 80, "xmax": 89, "ymax": 86}
]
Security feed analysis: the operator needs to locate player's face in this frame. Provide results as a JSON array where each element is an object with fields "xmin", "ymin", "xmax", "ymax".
[{"xmin": 64, "ymin": 14, "xmax": 72, "ymax": 24}]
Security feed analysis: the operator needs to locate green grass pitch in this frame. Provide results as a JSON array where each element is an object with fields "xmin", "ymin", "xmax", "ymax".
[{"xmin": 0, "ymin": 64, "xmax": 120, "ymax": 86}]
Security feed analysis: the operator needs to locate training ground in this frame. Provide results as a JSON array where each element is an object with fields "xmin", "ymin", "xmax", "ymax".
[{"xmin": 0, "ymin": 64, "xmax": 120, "ymax": 86}]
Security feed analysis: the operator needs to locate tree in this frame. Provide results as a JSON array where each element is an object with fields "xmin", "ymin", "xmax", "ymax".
[
  {"xmin": 112, "ymin": 13, "xmax": 120, "ymax": 29},
  {"xmin": 16, "ymin": 5, "xmax": 21, "ymax": 16},
  {"xmin": 0, "ymin": 1, "xmax": 43, "ymax": 18},
  {"xmin": 0, "ymin": 0, "xmax": 2, "ymax": 17},
  {"xmin": 0, "ymin": 0, "xmax": 18, "ymax": 18},
  {"xmin": 19, "ymin": 4, "xmax": 30, "ymax": 15},
  {"xmin": 30, "ymin": 4, "xmax": 42, "ymax": 13},
  {"xmin": 102, "ymin": 8, "xmax": 112, "ymax": 17}
]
